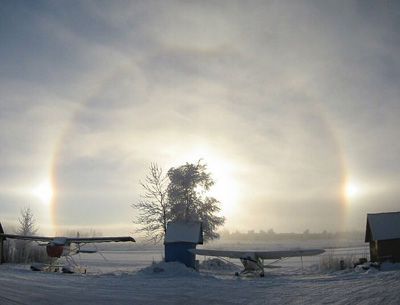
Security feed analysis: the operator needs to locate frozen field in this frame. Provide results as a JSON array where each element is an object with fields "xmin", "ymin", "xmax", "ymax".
[{"xmin": 0, "ymin": 245, "xmax": 400, "ymax": 304}]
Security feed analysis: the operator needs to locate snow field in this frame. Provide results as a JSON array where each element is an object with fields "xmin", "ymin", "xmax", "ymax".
[{"xmin": 0, "ymin": 246, "xmax": 399, "ymax": 304}]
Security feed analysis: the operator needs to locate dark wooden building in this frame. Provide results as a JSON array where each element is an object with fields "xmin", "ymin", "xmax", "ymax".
[
  {"xmin": 365, "ymin": 212, "xmax": 400, "ymax": 263},
  {"xmin": 0, "ymin": 222, "xmax": 5, "ymax": 264}
]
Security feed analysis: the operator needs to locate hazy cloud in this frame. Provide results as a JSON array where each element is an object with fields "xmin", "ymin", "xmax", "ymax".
[{"xmin": 1, "ymin": 1, "xmax": 399, "ymax": 235}]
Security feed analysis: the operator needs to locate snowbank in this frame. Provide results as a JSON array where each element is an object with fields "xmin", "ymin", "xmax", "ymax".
[
  {"xmin": 354, "ymin": 262, "xmax": 400, "ymax": 273},
  {"xmin": 1, "ymin": 248, "xmax": 400, "ymax": 304},
  {"xmin": 138, "ymin": 261, "xmax": 199, "ymax": 277},
  {"xmin": 380, "ymin": 262, "xmax": 400, "ymax": 271},
  {"xmin": 200, "ymin": 258, "xmax": 240, "ymax": 271}
]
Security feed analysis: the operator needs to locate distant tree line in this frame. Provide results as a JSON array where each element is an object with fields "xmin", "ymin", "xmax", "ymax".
[
  {"xmin": 132, "ymin": 161, "xmax": 225, "ymax": 243},
  {"xmin": 218, "ymin": 228, "xmax": 365, "ymax": 242},
  {"xmin": 62, "ymin": 229, "xmax": 103, "ymax": 238}
]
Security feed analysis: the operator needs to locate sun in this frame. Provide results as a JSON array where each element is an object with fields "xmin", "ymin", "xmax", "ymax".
[
  {"xmin": 210, "ymin": 174, "xmax": 239, "ymax": 215},
  {"xmin": 32, "ymin": 180, "xmax": 54, "ymax": 204},
  {"xmin": 344, "ymin": 182, "xmax": 360, "ymax": 200},
  {"xmin": 204, "ymin": 159, "xmax": 240, "ymax": 218}
]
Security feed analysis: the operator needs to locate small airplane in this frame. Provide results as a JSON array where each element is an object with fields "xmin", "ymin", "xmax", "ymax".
[
  {"xmin": 189, "ymin": 248, "xmax": 325, "ymax": 277},
  {"xmin": 0, "ymin": 232, "xmax": 135, "ymax": 273}
]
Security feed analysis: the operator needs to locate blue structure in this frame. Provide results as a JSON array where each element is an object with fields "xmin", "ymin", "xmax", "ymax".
[{"xmin": 164, "ymin": 221, "xmax": 203, "ymax": 269}]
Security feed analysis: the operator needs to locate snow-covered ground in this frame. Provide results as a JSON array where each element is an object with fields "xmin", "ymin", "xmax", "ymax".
[{"xmin": 1, "ymin": 245, "xmax": 399, "ymax": 304}]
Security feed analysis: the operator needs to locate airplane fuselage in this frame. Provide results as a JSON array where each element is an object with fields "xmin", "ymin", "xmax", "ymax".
[
  {"xmin": 239, "ymin": 253, "xmax": 263, "ymax": 272},
  {"xmin": 46, "ymin": 244, "xmax": 72, "ymax": 257},
  {"xmin": 240, "ymin": 257, "xmax": 260, "ymax": 271}
]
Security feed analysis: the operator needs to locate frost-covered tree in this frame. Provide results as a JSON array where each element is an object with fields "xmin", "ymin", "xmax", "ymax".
[
  {"xmin": 132, "ymin": 163, "xmax": 169, "ymax": 243},
  {"xmin": 3, "ymin": 207, "xmax": 47, "ymax": 263},
  {"xmin": 14, "ymin": 206, "xmax": 38, "ymax": 262},
  {"xmin": 167, "ymin": 160, "xmax": 225, "ymax": 242},
  {"xmin": 133, "ymin": 161, "xmax": 226, "ymax": 243},
  {"xmin": 16, "ymin": 206, "xmax": 38, "ymax": 236}
]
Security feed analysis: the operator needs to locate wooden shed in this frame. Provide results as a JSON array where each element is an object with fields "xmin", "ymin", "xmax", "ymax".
[
  {"xmin": 365, "ymin": 212, "xmax": 400, "ymax": 263},
  {"xmin": 164, "ymin": 221, "xmax": 203, "ymax": 269}
]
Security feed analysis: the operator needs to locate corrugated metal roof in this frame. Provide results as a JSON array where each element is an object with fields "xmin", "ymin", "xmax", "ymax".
[
  {"xmin": 366, "ymin": 212, "xmax": 400, "ymax": 241},
  {"xmin": 164, "ymin": 221, "xmax": 203, "ymax": 244}
]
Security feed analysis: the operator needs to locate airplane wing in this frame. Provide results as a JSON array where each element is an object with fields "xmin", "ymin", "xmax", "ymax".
[
  {"xmin": 189, "ymin": 249, "xmax": 247, "ymax": 258},
  {"xmin": 189, "ymin": 248, "xmax": 324, "ymax": 259},
  {"xmin": 253, "ymin": 249, "xmax": 325, "ymax": 259},
  {"xmin": 0, "ymin": 233, "xmax": 53, "ymax": 242},
  {"xmin": 66, "ymin": 236, "xmax": 135, "ymax": 244},
  {"xmin": 0, "ymin": 234, "xmax": 135, "ymax": 244}
]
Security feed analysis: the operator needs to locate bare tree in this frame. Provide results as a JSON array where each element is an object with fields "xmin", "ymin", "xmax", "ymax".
[
  {"xmin": 132, "ymin": 163, "xmax": 169, "ymax": 243},
  {"xmin": 16, "ymin": 206, "xmax": 38, "ymax": 236},
  {"xmin": 133, "ymin": 161, "xmax": 226, "ymax": 243},
  {"xmin": 14, "ymin": 206, "xmax": 38, "ymax": 262}
]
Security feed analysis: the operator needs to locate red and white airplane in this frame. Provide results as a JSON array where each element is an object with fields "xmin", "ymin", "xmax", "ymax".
[
  {"xmin": 0, "ymin": 232, "xmax": 135, "ymax": 273},
  {"xmin": 190, "ymin": 248, "xmax": 325, "ymax": 276}
]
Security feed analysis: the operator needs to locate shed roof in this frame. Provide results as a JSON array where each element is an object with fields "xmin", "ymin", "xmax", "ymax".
[
  {"xmin": 365, "ymin": 212, "xmax": 400, "ymax": 242},
  {"xmin": 164, "ymin": 221, "xmax": 203, "ymax": 245}
]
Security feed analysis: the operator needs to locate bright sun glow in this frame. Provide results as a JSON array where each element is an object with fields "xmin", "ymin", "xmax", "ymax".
[
  {"xmin": 32, "ymin": 180, "xmax": 54, "ymax": 204},
  {"xmin": 209, "ymin": 167, "xmax": 239, "ymax": 217},
  {"xmin": 345, "ymin": 182, "xmax": 360, "ymax": 200},
  {"xmin": 197, "ymin": 155, "xmax": 240, "ymax": 217},
  {"xmin": 166, "ymin": 142, "xmax": 242, "ymax": 219}
]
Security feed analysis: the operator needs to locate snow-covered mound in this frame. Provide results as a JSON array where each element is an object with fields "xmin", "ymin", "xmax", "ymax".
[
  {"xmin": 354, "ymin": 261, "xmax": 400, "ymax": 273},
  {"xmin": 138, "ymin": 261, "xmax": 198, "ymax": 277},
  {"xmin": 200, "ymin": 258, "xmax": 240, "ymax": 271},
  {"xmin": 354, "ymin": 262, "xmax": 379, "ymax": 273}
]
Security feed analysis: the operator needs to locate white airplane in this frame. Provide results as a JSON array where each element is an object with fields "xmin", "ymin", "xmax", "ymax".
[
  {"xmin": 189, "ymin": 248, "xmax": 325, "ymax": 276},
  {"xmin": 0, "ymin": 232, "xmax": 135, "ymax": 273}
]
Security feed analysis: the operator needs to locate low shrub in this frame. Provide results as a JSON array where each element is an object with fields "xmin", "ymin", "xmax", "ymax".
[{"xmin": 319, "ymin": 252, "xmax": 357, "ymax": 271}]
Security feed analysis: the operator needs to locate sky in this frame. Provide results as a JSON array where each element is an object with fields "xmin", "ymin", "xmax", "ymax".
[{"xmin": 0, "ymin": 1, "xmax": 399, "ymax": 238}]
